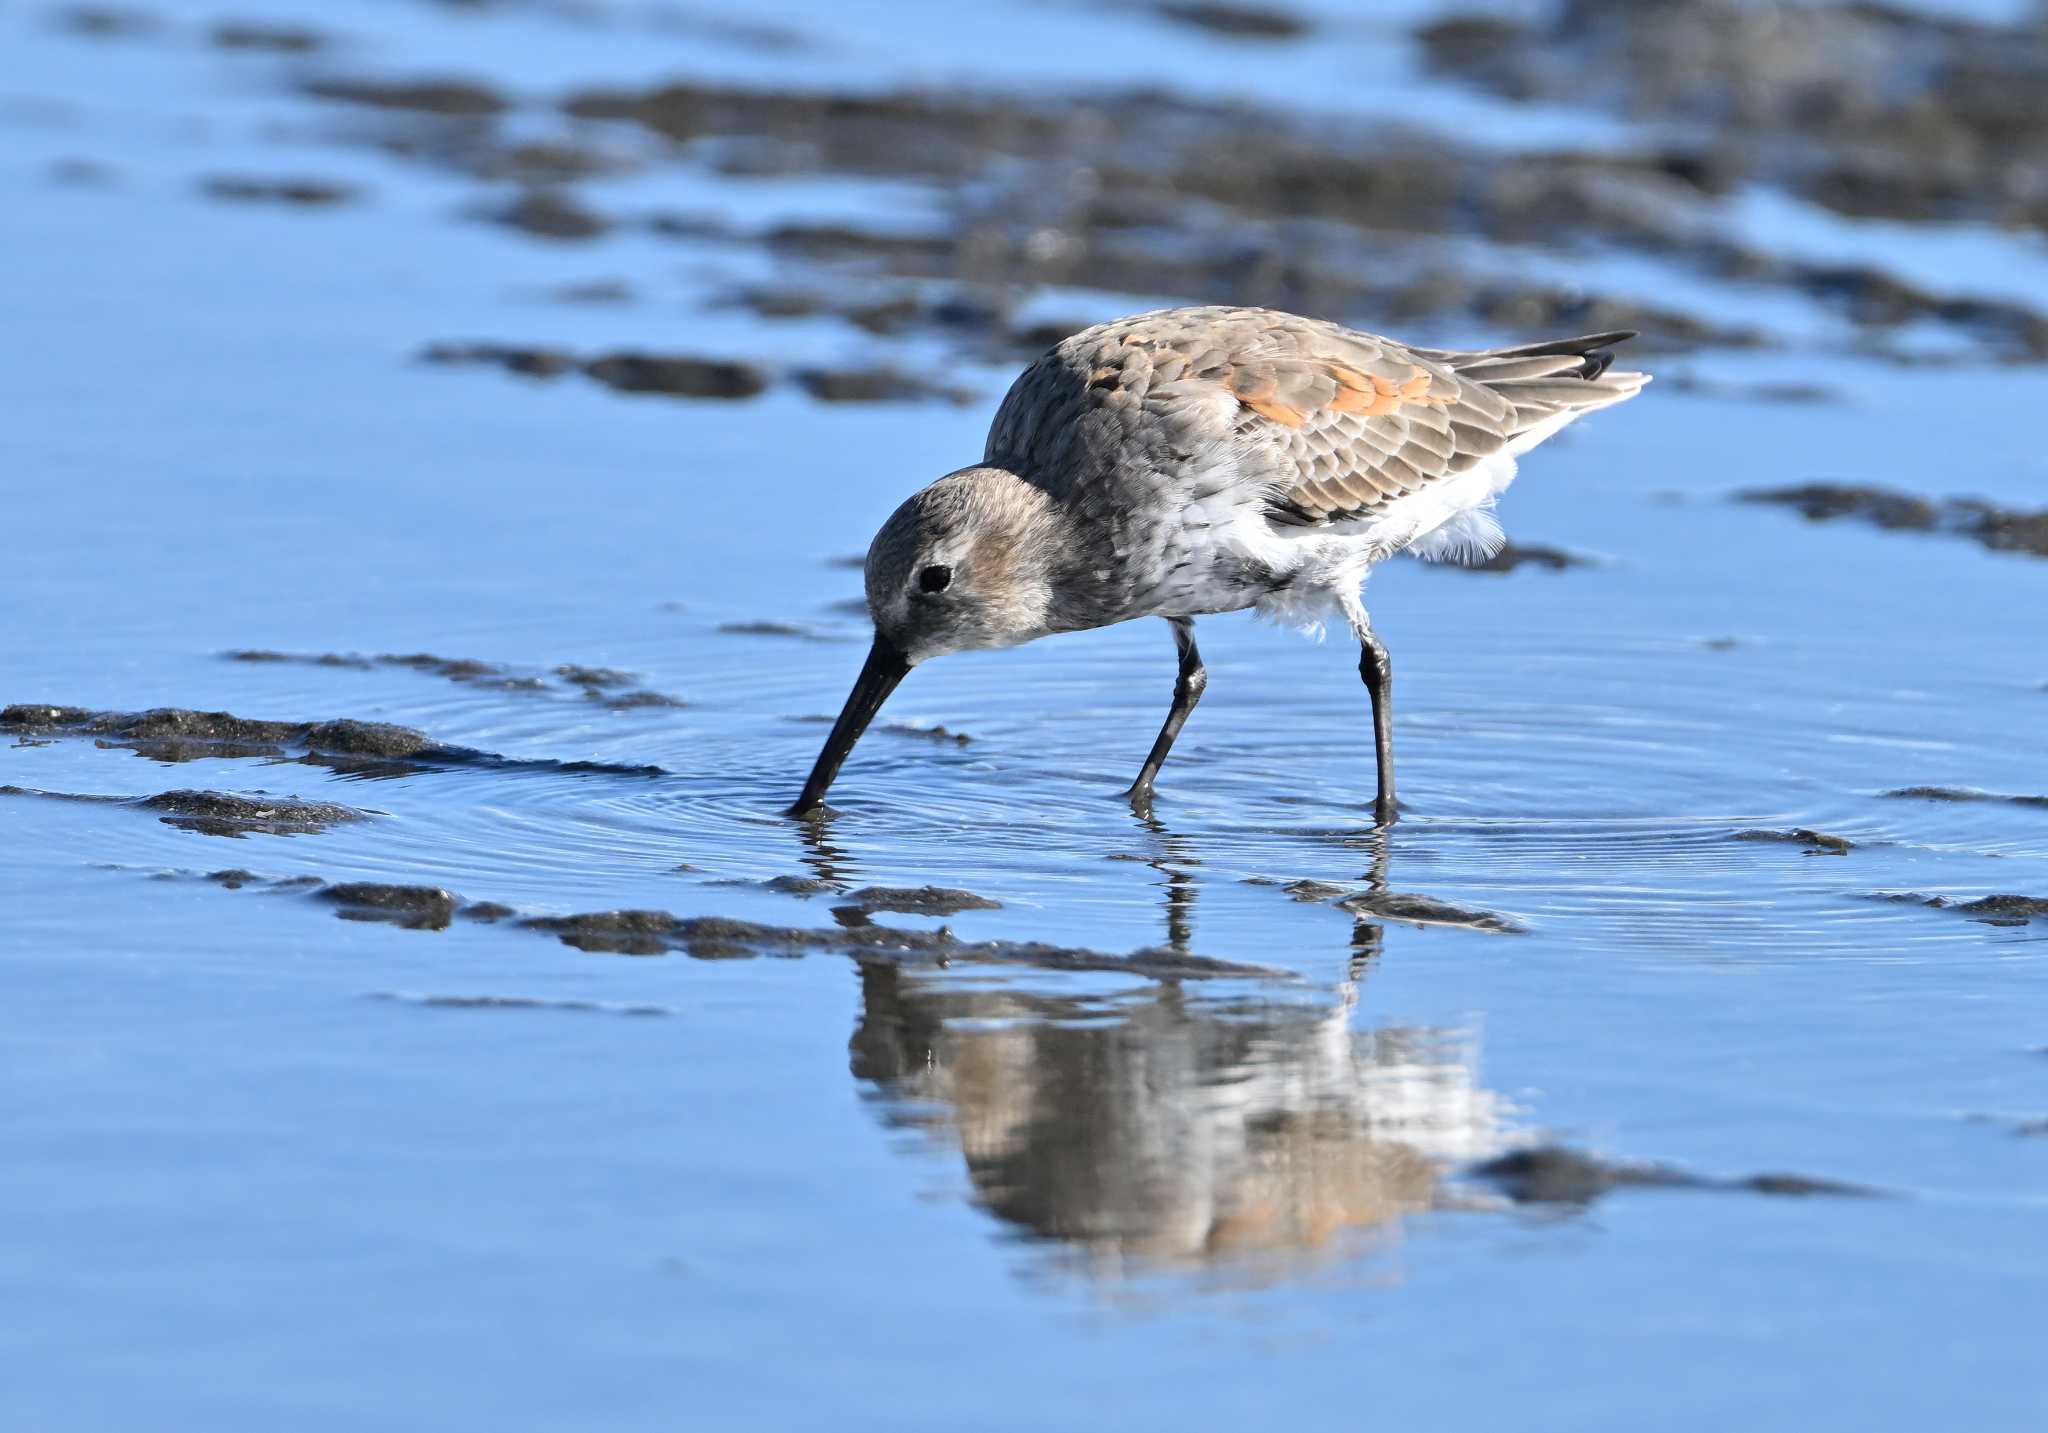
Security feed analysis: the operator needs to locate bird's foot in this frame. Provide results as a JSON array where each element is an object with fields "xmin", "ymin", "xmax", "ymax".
[{"xmin": 1122, "ymin": 781, "xmax": 1157, "ymax": 816}]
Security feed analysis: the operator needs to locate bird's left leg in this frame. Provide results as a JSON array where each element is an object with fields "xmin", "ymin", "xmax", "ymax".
[
  {"xmin": 1343, "ymin": 595, "xmax": 1399, "ymax": 826},
  {"xmin": 1124, "ymin": 616, "xmax": 1206, "ymax": 812}
]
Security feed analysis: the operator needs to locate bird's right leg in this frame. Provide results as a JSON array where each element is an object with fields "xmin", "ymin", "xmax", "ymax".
[
  {"xmin": 1346, "ymin": 602, "xmax": 1399, "ymax": 826},
  {"xmin": 1124, "ymin": 616, "xmax": 1206, "ymax": 812}
]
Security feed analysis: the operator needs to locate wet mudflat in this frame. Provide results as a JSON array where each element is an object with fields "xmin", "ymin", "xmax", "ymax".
[{"xmin": 4, "ymin": 2, "xmax": 2047, "ymax": 1430}]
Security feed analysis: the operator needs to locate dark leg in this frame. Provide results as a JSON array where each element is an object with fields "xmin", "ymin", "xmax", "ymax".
[
  {"xmin": 1357, "ymin": 623, "xmax": 1398, "ymax": 826},
  {"xmin": 1124, "ymin": 617, "xmax": 1206, "ymax": 811}
]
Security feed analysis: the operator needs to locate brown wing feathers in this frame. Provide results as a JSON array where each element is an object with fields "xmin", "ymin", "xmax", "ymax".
[
  {"xmin": 984, "ymin": 310, "xmax": 1646, "ymax": 531},
  {"xmin": 1261, "ymin": 330, "xmax": 1645, "ymax": 526}
]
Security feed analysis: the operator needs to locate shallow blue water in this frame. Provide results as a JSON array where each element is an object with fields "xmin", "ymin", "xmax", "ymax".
[{"xmin": 4, "ymin": 3, "xmax": 2046, "ymax": 1430}]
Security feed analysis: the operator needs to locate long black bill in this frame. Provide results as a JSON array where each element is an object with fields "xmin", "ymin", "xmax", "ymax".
[{"xmin": 787, "ymin": 639, "xmax": 911, "ymax": 816}]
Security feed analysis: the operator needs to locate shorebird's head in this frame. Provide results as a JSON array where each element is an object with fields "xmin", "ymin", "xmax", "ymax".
[{"xmin": 788, "ymin": 466, "xmax": 1057, "ymax": 815}]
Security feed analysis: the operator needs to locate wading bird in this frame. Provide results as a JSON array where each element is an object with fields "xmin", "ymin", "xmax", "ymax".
[{"xmin": 791, "ymin": 305, "xmax": 1647, "ymax": 822}]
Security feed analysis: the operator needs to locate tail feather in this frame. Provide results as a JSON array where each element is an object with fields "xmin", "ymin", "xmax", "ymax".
[{"xmin": 1427, "ymin": 330, "xmax": 1649, "ymax": 439}]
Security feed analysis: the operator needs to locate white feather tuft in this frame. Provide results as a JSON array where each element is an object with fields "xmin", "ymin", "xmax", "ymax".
[{"xmin": 1408, "ymin": 503, "xmax": 1507, "ymax": 565}]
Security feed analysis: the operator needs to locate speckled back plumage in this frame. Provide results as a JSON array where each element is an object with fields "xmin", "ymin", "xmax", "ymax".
[{"xmin": 986, "ymin": 305, "xmax": 1647, "ymax": 531}]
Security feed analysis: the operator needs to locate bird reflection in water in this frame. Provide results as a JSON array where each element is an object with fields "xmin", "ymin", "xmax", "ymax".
[{"xmin": 847, "ymin": 830, "xmax": 1514, "ymax": 1282}]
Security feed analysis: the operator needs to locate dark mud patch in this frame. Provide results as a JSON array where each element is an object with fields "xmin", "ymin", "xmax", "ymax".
[
  {"xmin": 1738, "ymin": 485, "xmax": 2048, "ymax": 559},
  {"xmin": 554, "ymin": 63, "xmax": 2048, "ymax": 361},
  {"xmin": 425, "ymin": 343, "xmax": 770, "ymax": 399},
  {"xmin": 1882, "ymin": 786, "xmax": 2048, "ymax": 811},
  {"xmin": 555, "ymin": 664, "xmax": 633, "ymax": 689},
  {"xmin": 759, "ymin": 874, "xmax": 839, "ymax": 897},
  {"xmin": 586, "ymin": 352, "xmax": 769, "ymax": 399},
  {"xmin": 301, "ymin": 75, "xmax": 509, "ymax": 117},
  {"xmin": 225, "ymin": 649, "xmax": 684, "ymax": 708},
  {"xmin": 210, "ymin": 21, "xmax": 325, "ymax": 53},
  {"xmin": 1734, "ymin": 827, "xmax": 1854, "ymax": 855},
  {"xmin": 419, "ymin": 342, "xmax": 579, "ymax": 379},
  {"xmin": 565, "ymin": 79, "xmax": 1771, "ymax": 356},
  {"xmin": 460, "ymin": 902, "xmax": 517, "ymax": 923},
  {"xmin": 0, "ymin": 783, "xmax": 356, "ymax": 839},
  {"xmin": 1152, "ymin": 2, "xmax": 1307, "ymax": 40},
  {"xmin": 49, "ymin": 157, "xmax": 119, "ymax": 187},
  {"xmin": 2, "ymin": 702, "xmax": 669, "ymax": 779},
  {"xmin": 378, "ymin": 652, "xmax": 508, "ymax": 683},
  {"xmin": 1868, "ymin": 892, "xmax": 2048, "ymax": 928},
  {"xmin": 595, "ymin": 689, "xmax": 684, "ymax": 710},
  {"xmin": 225, "ymin": 649, "xmax": 377, "ymax": 670},
  {"xmin": 717, "ymin": 283, "xmax": 1087, "ymax": 363},
  {"xmin": 1336, "ymin": 890, "xmax": 1526, "ymax": 934},
  {"xmin": 719, "ymin": 621, "xmax": 858, "ymax": 644},
  {"xmin": 1471, "ymin": 1146, "xmax": 1880, "ymax": 1207},
  {"xmin": 793, "ymin": 365, "xmax": 974, "ymax": 405},
  {"xmin": 785, "ymin": 715, "xmax": 972, "ymax": 745},
  {"xmin": 3, "ymin": 703, "xmax": 433, "ymax": 763},
  {"xmin": 1965, "ymin": 1112, "xmax": 2048, "ymax": 1138},
  {"xmin": 201, "ymin": 176, "xmax": 359, "ymax": 206},
  {"xmin": 1283, "ymin": 879, "xmax": 1351, "ymax": 902},
  {"xmin": 321, "ymin": 882, "xmax": 460, "ymax": 931},
  {"xmin": 837, "ymin": 886, "xmax": 1002, "ymax": 917},
  {"xmin": 1419, "ymin": 0, "xmax": 2048, "ymax": 235},
  {"xmin": 55, "ymin": 6, "xmax": 161, "ymax": 39},
  {"xmin": 368, "ymin": 991, "xmax": 674, "ymax": 1016},
  {"xmin": 484, "ymin": 187, "xmax": 611, "ymax": 241},
  {"xmin": 138, "ymin": 789, "xmax": 371, "ymax": 838},
  {"xmin": 881, "ymin": 721, "xmax": 972, "ymax": 745},
  {"xmin": 548, "ymin": 278, "xmax": 634, "ymax": 305},
  {"xmin": 1664, "ymin": 373, "xmax": 1839, "ymax": 404},
  {"xmin": 464, "ymin": 140, "xmax": 641, "ymax": 185},
  {"xmin": 524, "ymin": 910, "xmax": 692, "ymax": 957}
]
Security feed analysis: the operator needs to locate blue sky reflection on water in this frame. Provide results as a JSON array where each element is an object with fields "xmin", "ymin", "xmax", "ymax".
[{"xmin": 3, "ymin": 2, "xmax": 2046, "ymax": 1429}]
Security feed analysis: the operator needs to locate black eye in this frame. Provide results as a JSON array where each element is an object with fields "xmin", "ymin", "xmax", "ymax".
[{"xmin": 918, "ymin": 564, "xmax": 952, "ymax": 594}]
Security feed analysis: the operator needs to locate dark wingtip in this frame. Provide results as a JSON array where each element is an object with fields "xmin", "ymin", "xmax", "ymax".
[{"xmin": 1577, "ymin": 330, "xmax": 1636, "ymax": 380}]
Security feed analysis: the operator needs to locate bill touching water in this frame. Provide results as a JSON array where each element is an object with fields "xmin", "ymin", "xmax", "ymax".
[{"xmin": 4, "ymin": 1, "xmax": 2046, "ymax": 1429}]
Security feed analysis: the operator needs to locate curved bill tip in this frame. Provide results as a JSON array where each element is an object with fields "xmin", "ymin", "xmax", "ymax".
[{"xmin": 786, "ymin": 638, "xmax": 910, "ymax": 817}]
